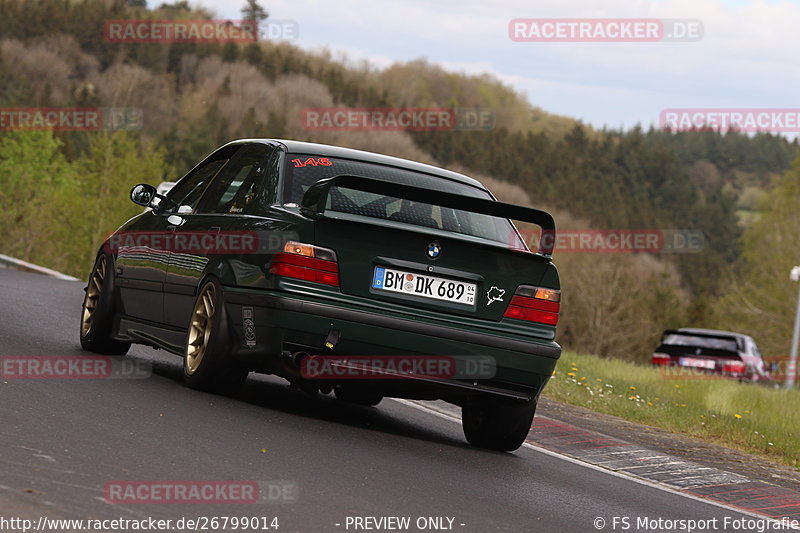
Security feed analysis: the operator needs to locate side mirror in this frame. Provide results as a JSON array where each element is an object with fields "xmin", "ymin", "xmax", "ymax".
[{"xmin": 130, "ymin": 184, "xmax": 158, "ymax": 208}]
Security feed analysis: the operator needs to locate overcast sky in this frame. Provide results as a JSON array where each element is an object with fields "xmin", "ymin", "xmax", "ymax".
[{"xmin": 193, "ymin": 0, "xmax": 799, "ymax": 134}]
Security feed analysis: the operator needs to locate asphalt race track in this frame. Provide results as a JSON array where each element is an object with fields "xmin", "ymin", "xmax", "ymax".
[{"xmin": 0, "ymin": 268, "xmax": 761, "ymax": 533}]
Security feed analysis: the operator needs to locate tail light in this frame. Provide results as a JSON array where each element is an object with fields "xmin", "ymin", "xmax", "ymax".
[
  {"xmin": 652, "ymin": 352, "xmax": 671, "ymax": 365},
  {"xmin": 269, "ymin": 241, "xmax": 339, "ymax": 287},
  {"xmin": 503, "ymin": 286, "xmax": 560, "ymax": 326},
  {"xmin": 722, "ymin": 360, "xmax": 746, "ymax": 375}
]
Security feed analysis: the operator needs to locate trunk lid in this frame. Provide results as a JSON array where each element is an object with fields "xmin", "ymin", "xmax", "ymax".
[{"xmin": 302, "ymin": 175, "xmax": 556, "ymax": 321}]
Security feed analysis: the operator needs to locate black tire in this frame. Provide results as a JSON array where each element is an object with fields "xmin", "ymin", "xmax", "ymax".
[
  {"xmin": 79, "ymin": 254, "xmax": 131, "ymax": 356},
  {"xmin": 334, "ymin": 385, "xmax": 383, "ymax": 406},
  {"xmin": 183, "ymin": 278, "xmax": 249, "ymax": 396},
  {"xmin": 462, "ymin": 397, "xmax": 537, "ymax": 452}
]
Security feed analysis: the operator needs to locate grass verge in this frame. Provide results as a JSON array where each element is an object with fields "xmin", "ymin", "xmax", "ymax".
[{"xmin": 542, "ymin": 351, "xmax": 800, "ymax": 469}]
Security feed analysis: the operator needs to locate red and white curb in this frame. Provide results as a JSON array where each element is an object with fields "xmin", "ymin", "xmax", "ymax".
[{"xmin": 399, "ymin": 399, "xmax": 800, "ymax": 524}]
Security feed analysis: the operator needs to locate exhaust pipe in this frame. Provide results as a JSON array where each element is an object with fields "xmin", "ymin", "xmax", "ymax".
[
  {"xmin": 289, "ymin": 352, "xmax": 331, "ymax": 396},
  {"xmin": 291, "ymin": 351, "xmax": 310, "ymax": 365}
]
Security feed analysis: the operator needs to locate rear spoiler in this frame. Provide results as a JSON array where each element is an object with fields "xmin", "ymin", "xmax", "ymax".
[
  {"xmin": 300, "ymin": 175, "xmax": 556, "ymax": 257},
  {"xmin": 662, "ymin": 330, "xmax": 741, "ymax": 341}
]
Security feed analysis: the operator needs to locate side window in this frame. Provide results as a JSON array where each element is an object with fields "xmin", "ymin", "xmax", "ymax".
[
  {"xmin": 239, "ymin": 144, "xmax": 280, "ymax": 215},
  {"xmin": 750, "ymin": 340, "xmax": 762, "ymax": 359},
  {"xmin": 165, "ymin": 146, "xmax": 238, "ymax": 212},
  {"xmin": 258, "ymin": 146, "xmax": 281, "ymax": 209},
  {"xmin": 196, "ymin": 144, "xmax": 273, "ymax": 215}
]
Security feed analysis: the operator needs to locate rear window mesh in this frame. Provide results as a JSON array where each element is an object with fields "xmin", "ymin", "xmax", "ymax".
[{"xmin": 284, "ymin": 155, "xmax": 520, "ymax": 245}]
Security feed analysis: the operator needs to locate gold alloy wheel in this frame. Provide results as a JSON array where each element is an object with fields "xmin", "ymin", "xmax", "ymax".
[
  {"xmin": 81, "ymin": 255, "xmax": 106, "ymax": 337},
  {"xmin": 185, "ymin": 283, "xmax": 215, "ymax": 375}
]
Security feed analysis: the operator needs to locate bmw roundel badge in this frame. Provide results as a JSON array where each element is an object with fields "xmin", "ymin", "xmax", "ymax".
[{"xmin": 427, "ymin": 242, "xmax": 441, "ymax": 259}]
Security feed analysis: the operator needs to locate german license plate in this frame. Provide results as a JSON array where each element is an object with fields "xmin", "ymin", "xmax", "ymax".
[
  {"xmin": 372, "ymin": 267, "xmax": 476, "ymax": 306},
  {"xmin": 678, "ymin": 357, "xmax": 715, "ymax": 369}
]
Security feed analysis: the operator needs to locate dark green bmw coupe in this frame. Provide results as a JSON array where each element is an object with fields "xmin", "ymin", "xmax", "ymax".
[{"xmin": 80, "ymin": 139, "xmax": 561, "ymax": 451}]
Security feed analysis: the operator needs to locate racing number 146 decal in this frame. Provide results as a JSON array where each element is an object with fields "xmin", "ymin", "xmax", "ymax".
[{"xmin": 291, "ymin": 157, "xmax": 332, "ymax": 167}]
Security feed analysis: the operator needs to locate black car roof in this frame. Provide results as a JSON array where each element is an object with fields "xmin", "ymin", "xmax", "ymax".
[{"xmin": 223, "ymin": 138, "xmax": 487, "ymax": 190}]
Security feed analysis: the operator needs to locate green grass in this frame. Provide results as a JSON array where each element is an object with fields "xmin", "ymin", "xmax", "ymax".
[{"xmin": 542, "ymin": 352, "xmax": 800, "ymax": 469}]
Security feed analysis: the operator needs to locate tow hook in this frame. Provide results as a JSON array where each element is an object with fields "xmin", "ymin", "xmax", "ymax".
[{"xmin": 324, "ymin": 329, "xmax": 340, "ymax": 351}]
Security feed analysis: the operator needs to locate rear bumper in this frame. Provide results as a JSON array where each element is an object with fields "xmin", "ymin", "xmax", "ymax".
[{"xmin": 223, "ymin": 288, "xmax": 561, "ymax": 400}]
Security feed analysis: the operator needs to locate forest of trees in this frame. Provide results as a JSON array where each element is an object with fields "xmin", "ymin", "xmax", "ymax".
[{"xmin": 1, "ymin": 0, "xmax": 798, "ymax": 362}]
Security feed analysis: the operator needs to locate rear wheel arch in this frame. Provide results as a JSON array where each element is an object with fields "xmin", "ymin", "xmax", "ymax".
[{"xmin": 182, "ymin": 275, "xmax": 249, "ymax": 395}]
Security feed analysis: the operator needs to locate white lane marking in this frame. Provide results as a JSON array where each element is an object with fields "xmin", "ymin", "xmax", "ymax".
[
  {"xmin": 391, "ymin": 398, "xmax": 793, "ymax": 524},
  {"xmin": 0, "ymin": 254, "xmax": 80, "ymax": 281}
]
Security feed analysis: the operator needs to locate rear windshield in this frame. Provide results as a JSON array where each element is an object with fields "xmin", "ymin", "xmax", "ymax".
[
  {"xmin": 284, "ymin": 155, "xmax": 525, "ymax": 248},
  {"xmin": 662, "ymin": 334, "xmax": 739, "ymax": 352}
]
